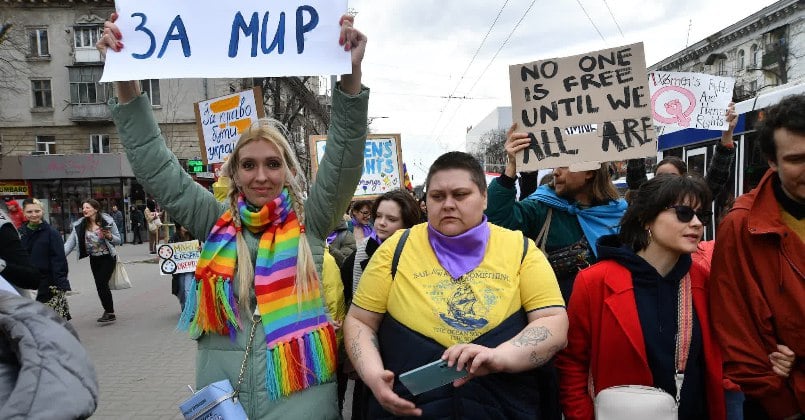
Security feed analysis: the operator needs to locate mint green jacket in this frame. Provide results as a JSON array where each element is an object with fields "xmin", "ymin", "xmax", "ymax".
[{"xmin": 110, "ymin": 84, "xmax": 369, "ymax": 419}]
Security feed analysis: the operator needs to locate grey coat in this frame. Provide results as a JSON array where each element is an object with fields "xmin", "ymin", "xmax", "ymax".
[{"xmin": 0, "ymin": 292, "xmax": 98, "ymax": 418}]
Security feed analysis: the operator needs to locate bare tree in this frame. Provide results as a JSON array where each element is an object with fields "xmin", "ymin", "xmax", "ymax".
[
  {"xmin": 253, "ymin": 77, "xmax": 330, "ymax": 179},
  {"xmin": 469, "ymin": 128, "xmax": 508, "ymax": 173}
]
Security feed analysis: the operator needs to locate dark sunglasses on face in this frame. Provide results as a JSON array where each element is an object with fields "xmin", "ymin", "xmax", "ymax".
[{"xmin": 666, "ymin": 205, "xmax": 712, "ymax": 226}]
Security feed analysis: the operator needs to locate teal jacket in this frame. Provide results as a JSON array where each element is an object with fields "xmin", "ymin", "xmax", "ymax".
[
  {"xmin": 485, "ymin": 176, "xmax": 583, "ymax": 250},
  {"xmin": 110, "ymin": 83, "xmax": 369, "ymax": 419}
]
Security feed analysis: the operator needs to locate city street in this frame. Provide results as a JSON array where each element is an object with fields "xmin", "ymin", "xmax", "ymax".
[
  {"xmin": 67, "ymin": 243, "xmax": 194, "ymax": 419},
  {"xmin": 66, "ymin": 242, "xmax": 354, "ymax": 419}
]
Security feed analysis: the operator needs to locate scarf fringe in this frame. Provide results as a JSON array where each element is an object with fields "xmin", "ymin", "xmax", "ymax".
[
  {"xmin": 265, "ymin": 324, "xmax": 337, "ymax": 400},
  {"xmin": 177, "ymin": 275, "xmax": 241, "ymax": 339}
]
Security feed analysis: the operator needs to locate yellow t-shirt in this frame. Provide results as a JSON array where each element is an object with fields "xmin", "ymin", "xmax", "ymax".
[
  {"xmin": 321, "ymin": 248, "xmax": 346, "ymax": 345},
  {"xmin": 353, "ymin": 223, "xmax": 565, "ymax": 347}
]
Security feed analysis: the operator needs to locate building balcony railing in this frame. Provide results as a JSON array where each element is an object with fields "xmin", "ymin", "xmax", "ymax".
[
  {"xmin": 70, "ymin": 103, "xmax": 112, "ymax": 122},
  {"xmin": 74, "ymin": 48, "xmax": 102, "ymax": 64}
]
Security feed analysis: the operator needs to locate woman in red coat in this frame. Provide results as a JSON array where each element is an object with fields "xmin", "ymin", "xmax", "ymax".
[{"xmin": 556, "ymin": 174, "xmax": 725, "ymax": 420}]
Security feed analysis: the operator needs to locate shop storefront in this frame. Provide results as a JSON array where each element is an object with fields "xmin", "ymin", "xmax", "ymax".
[{"xmin": 19, "ymin": 153, "xmax": 142, "ymax": 240}]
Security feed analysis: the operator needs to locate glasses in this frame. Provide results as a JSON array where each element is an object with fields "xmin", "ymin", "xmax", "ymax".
[
  {"xmin": 666, "ymin": 205, "xmax": 712, "ymax": 226},
  {"xmin": 357, "ymin": 210, "xmax": 371, "ymax": 216}
]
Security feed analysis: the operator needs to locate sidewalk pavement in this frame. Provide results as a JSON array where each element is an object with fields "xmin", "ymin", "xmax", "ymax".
[
  {"xmin": 67, "ymin": 242, "xmax": 194, "ymax": 419},
  {"xmin": 67, "ymin": 241, "xmax": 356, "ymax": 419}
]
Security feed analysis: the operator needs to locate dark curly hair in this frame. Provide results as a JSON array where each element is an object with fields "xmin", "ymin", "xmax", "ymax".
[
  {"xmin": 757, "ymin": 94, "xmax": 805, "ymax": 162},
  {"xmin": 371, "ymin": 189, "xmax": 420, "ymax": 229},
  {"xmin": 619, "ymin": 174, "xmax": 712, "ymax": 252}
]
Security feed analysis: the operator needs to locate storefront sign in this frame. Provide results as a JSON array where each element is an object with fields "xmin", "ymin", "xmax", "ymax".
[
  {"xmin": 21, "ymin": 154, "xmax": 134, "ymax": 179},
  {"xmin": 0, "ymin": 182, "xmax": 29, "ymax": 196}
]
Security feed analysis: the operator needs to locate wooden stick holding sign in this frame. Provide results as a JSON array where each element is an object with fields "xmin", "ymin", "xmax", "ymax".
[
  {"xmin": 100, "ymin": 0, "xmax": 350, "ymax": 82},
  {"xmin": 309, "ymin": 134, "xmax": 404, "ymax": 200},
  {"xmin": 508, "ymin": 42, "xmax": 657, "ymax": 172},
  {"xmin": 193, "ymin": 87, "xmax": 266, "ymax": 165}
]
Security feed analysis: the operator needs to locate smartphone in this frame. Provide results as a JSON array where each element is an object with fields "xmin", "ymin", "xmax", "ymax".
[{"xmin": 398, "ymin": 359, "xmax": 467, "ymax": 396}]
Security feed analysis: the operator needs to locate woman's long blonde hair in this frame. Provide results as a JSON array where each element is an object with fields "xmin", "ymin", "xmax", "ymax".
[{"xmin": 224, "ymin": 118, "xmax": 319, "ymax": 315}]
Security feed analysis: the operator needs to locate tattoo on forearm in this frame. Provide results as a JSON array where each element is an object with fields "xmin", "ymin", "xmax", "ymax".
[
  {"xmin": 511, "ymin": 326, "xmax": 552, "ymax": 347},
  {"xmin": 528, "ymin": 345, "xmax": 562, "ymax": 367}
]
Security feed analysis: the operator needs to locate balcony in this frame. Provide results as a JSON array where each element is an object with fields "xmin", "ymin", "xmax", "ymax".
[
  {"xmin": 70, "ymin": 103, "xmax": 112, "ymax": 123},
  {"xmin": 74, "ymin": 48, "xmax": 102, "ymax": 64},
  {"xmin": 762, "ymin": 47, "xmax": 784, "ymax": 68}
]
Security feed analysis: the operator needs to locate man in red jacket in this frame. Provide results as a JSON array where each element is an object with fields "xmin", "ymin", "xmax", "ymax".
[{"xmin": 710, "ymin": 94, "xmax": 804, "ymax": 420}]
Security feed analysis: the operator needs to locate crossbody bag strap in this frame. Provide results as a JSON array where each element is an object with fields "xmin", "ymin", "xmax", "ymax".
[
  {"xmin": 534, "ymin": 208, "xmax": 553, "ymax": 253},
  {"xmin": 391, "ymin": 228, "xmax": 411, "ymax": 281},
  {"xmin": 674, "ymin": 273, "xmax": 693, "ymax": 405},
  {"xmin": 233, "ymin": 314, "xmax": 261, "ymax": 399}
]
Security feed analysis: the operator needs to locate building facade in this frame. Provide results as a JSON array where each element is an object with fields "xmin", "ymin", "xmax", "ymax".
[{"xmin": 0, "ymin": 0, "xmax": 329, "ymax": 237}]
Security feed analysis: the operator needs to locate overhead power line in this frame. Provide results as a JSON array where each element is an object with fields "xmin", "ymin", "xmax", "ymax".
[
  {"xmin": 428, "ymin": 0, "xmax": 510, "ymax": 140},
  {"xmin": 433, "ymin": 0, "xmax": 538, "ymax": 148},
  {"xmin": 575, "ymin": 0, "xmax": 607, "ymax": 42},
  {"xmin": 601, "ymin": 0, "xmax": 625, "ymax": 38}
]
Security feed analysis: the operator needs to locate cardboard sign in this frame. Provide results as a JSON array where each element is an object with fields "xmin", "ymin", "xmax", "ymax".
[
  {"xmin": 509, "ymin": 42, "xmax": 656, "ymax": 171},
  {"xmin": 100, "ymin": 0, "xmax": 350, "ymax": 81},
  {"xmin": 648, "ymin": 71, "xmax": 735, "ymax": 135},
  {"xmin": 309, "ymin": 134, "xmax": 404, "ymax": 199},
  {"xmin": 157, "ymin": 240, "xmax": 200, "ymax": 275},
  {"xmin": 194, "ymin": 87, "xmax": 265, "ymax": 164}
]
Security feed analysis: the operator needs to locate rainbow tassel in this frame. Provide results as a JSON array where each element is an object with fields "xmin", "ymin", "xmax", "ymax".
[{"xmin": 262, "ymin": 324, "xmax": 337, "ymax": 400}]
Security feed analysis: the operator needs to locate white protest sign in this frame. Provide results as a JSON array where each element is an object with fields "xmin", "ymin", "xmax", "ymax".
[
  {"xmin": 310, "ymin": 134, "xmax": 404, "ymax": 199},
  {"xmin": 194, "ymin": 88, "xmax": 265, "ymax": 164},
  {"xmin": 509, "ymin": 42, "xmax": 657, "ymax": 172},
  {"xmin": 648, "ymin": 71, "xmax": 735, "ymax": 135},
  {"xmin": 101, "ymin": 0, "xmax": 350, "ymax": 82},
  {"xmin": 157, "ymin": 240, "xmax": 200, "ymax": 275}
]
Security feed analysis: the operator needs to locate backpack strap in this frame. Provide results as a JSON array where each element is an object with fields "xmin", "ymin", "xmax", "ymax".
[
  {"xmin": 522, "ymin": 234, "xmax": 529, "ymax": 264},
  {"xmin": 391, "ymin": 229, "xmax": 411, "ymax": 281}
]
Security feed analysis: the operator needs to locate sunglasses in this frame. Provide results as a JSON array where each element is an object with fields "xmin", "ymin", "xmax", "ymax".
[{"xmin": 666, "ymin": 205, "xmax": 712, "ymax": 226}]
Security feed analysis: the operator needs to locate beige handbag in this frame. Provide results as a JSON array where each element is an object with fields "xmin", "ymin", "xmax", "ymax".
[{"xmin": 594, "ymin": 273, "xmax": 693, "ymax": 420}]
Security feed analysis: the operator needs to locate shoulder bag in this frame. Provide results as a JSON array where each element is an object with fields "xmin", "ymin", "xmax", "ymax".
[
  {"xmin": 179, "ymin": 315, "xmax": 259, "ymax": 420},
  {"xmin": 593, "ymin": 273, "xmax": 693, "ymax": 420},
  {"xmin": 534, "ymin": 208, "xmax": 592, "ymax": 281},
  {"xmin": 109, "ymin": 260, "xmax": 132, "ymax": 290}
]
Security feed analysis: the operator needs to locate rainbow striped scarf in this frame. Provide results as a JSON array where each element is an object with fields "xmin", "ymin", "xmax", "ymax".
[{"xmin": 178, "ymin": 189, "xmax": 337, "ymax": 400}]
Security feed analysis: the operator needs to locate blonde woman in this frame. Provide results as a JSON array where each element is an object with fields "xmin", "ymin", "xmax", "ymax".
[{"xmin": 98, "ymin": 13, "xmax": 368, "ymax": 418}]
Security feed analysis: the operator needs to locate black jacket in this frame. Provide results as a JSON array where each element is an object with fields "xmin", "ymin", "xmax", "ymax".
[
  {"xmin": 19, "ymin": 221, "xmax": 70, "ymax": 294},
  {"xmin": 0, "ymin": 215, "xmax": 39, "ymax": 290}
]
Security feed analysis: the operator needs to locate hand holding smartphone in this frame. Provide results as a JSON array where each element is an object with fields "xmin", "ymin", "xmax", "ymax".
[{"xmin": 398, "ymin": 359, "xmax": 468, "ymax": 396}]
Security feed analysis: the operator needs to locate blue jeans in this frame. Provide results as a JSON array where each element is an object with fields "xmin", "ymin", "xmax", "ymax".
[{"xmin": 725, "ymin": 389, "xmax": 745, "ymax": 420}]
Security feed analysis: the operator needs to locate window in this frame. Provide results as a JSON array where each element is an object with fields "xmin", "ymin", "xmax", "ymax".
[
  {"xmin": 737, "ymin": 50, "xmax": 745, "ymax": 70},
  {"xmin": 717, "ymin": 59, "xmax": 727, "ymax": 76},
  {"xmin": 31, "ymin": 79, "xmax": 52, "ymax": 108},
  {"xmin": 140, "ymin": 79, "xmax": 161, "ymax": 106},
  {"xmin": 27, "ymin": 28, "xmax": 49, "ymax": 57},
  {"xmin": 69, "ymin": 67, "xmax": 109, "ymax": 104},
  {"xmin": 74, "ymin": 26, "xmax": 101, "ymax": 48},
  {"xmin": 90, "ymin": 134, "xmax": 110, "ymax": 153},
  {"xmin": 750, "ymin": 44, "xmax": 758, "ymax": 66},
  {"xmin": 749, "ymin": 80, "xmax": 757, "ymax": 93},
  {"xmin": 35, "ymin": 135, "xmax": 55, "ymax": 154}
]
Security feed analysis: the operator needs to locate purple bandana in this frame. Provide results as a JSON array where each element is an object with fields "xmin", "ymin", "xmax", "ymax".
[
  {"xmin": 427, "ymin": 216, "xmax": 490, "ymax": 279},
  {"xmin": 351, "ymin": 216, "xmax": 374, "ymax": 238}
]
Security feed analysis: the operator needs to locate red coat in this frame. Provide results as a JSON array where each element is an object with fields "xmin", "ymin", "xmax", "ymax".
[
  {"xmin": 710, "ymin": 169, "xmax": 805, "ymax": 419},
  {"xmin": 556, "ymin": 261, "xmax": 725, "ymax": 420}
]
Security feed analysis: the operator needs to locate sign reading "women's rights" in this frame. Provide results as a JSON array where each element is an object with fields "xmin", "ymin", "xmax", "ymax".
[{"xmin": 100, "ymin": 0, "xmax": 350, "ymax": 81}]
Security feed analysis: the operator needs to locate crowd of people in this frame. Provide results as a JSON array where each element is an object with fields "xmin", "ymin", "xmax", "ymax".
[{"xmin": 0, "ymin": 11, "xmax": 801, "ymax": 420}]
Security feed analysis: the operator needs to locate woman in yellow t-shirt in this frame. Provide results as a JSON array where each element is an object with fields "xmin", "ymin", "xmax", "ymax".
[{"xmin": 344, "ymin": 151, "xmax": 567, "ymax": 419}]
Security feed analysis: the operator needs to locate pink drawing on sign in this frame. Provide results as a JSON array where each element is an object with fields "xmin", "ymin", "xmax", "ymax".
[{"xmin": 651, "ymin": 86, "xmax": 696, "ymax": 127}]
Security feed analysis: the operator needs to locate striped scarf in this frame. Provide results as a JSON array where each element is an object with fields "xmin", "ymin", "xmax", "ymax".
[{"xmin": 178, "ymin": 189, "xmax": 336, "ymax": 400}]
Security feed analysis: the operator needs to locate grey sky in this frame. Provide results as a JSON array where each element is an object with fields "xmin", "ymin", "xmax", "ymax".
[{"xmin": 348, "ymin": 0, "xmax": 778, "ymax": 184}]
